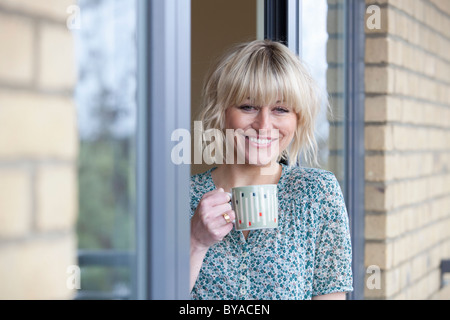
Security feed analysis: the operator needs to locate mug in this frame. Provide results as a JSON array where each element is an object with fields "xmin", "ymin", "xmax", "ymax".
[{"xmin": 228, "ymin": 184, "xmax": 278, "ymax": 231}]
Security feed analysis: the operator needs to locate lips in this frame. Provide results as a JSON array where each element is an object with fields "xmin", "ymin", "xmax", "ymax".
[
  {"xmin": 247, "ymin": 136, "xmax": 271, "ymax": 145},
  {"xmin": 244, "ymin": 135, "xmax": 278, "ymax": 147}
]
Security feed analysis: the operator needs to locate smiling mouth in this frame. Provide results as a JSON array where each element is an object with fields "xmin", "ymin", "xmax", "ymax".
[{"xmin": 244, "ymin": 135, "xmax": 278, "ymax": 146}]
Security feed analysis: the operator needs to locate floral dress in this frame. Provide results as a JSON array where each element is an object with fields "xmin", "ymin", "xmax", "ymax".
[{"xmin": 190, "ymin": 163, "xmax": 353, "ymax": 300}]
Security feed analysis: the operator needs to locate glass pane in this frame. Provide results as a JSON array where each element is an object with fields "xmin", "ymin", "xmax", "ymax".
[
  {"xmin": 191, "ymin": 0, "xmax": 258, "ymax": 175},
  {"xmin": 300, "ymin": 0, "xmax": 347, "ymax": 189},
  {"xmin": 74, "ymin": 0, "xmax": 137, "ymax": 299}
]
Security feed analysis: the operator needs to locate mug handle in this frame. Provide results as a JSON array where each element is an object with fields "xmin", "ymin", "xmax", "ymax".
[{"xmin": 226, "ymin": 192, "xmax": 236, "ymax": 224}]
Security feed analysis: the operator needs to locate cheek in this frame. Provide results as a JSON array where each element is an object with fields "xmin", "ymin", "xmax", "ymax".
[
  {"xmin": 283, "ymin": 118, "xmax": 298, "ymax": 139},
  {"xmin": 224, "ymin": 109, "xmax": 241, "ymax": 129},
  {"xmin": 279, "ymin": 124, "xmax": 297, "ymax": 149}
]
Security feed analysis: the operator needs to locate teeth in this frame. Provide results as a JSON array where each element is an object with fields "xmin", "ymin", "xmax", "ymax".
[{"xmin": 249, "ymin": 137, "xmax": 271, "ymax": 145}]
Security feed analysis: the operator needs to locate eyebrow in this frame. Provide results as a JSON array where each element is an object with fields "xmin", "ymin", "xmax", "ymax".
[{"xmin": 244, "ymin": 97, "xmax": 285, "ymax": 104}]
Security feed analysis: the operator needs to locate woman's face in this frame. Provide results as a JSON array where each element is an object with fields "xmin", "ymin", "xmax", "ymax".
[{"xmin": 224, "ymin": 99, "xmax": 298, "ymax": 166}]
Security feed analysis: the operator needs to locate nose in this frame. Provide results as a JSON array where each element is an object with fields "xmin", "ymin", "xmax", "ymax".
[{"xmin": 252, "ymin": 108, "xmax": 272, "ymax": 132}]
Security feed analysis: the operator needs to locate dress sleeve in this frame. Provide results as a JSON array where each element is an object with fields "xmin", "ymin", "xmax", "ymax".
[
  {"xmin": 312, "ymin": 172, "xmax": 353, "ymax": 297},
  {"xmin": 189, "ymin": 175, "xmax": 203, "ymax": 220}
]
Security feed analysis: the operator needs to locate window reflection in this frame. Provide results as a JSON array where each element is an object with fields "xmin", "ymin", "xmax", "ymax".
[
  {"xmin": 74, "ymin": 0, "xmax": 137, "ymax": 299},
  {"xmin": 301, "ymin": 0, "xmax": 346, "ymax": 187}
]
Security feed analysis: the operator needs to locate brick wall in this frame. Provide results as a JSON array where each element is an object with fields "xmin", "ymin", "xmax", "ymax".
[
  {"xmin": 0, "ymin": 0, "xmax": 78, "ymax": 299},
  {"xmin": 364, "ymin": 0, "xmax": 450, "ymax": 299}
]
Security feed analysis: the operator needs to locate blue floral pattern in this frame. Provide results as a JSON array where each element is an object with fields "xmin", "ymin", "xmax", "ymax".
[{"xmin": 190, "ymin": 163, "xmax": 353, "ymax": 300}]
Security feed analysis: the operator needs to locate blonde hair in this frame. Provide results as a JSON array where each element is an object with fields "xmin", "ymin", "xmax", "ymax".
[{"xmin": 197, "ymin": 39, "xmax": 324, "ymax": 167}]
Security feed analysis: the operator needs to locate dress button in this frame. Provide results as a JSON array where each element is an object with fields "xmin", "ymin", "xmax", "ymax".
[
  {"xmin": 240, "ymin": 289, "xmax": 246, "ymax": 295},
  {"xmin": 240, "ymin": 275, "xmax": 247, "ymax": 281},
  {"xmin": 240, "ymin": 264, "xmax": 247, "ymax": 270}
]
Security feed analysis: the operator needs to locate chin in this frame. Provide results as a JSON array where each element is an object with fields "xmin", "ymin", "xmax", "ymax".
[
  {"xmin": 244, "ymin": 155, "xmax": 278, "ymax": 166},
  {"xmin": 233, "ymin": 137, "xmax": 282, "ymax": 166}
]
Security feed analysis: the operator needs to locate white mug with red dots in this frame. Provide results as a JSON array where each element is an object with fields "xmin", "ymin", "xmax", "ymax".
[{"xmin": 228, "ymin": 184, "xmax": 278, "ymax": 231}]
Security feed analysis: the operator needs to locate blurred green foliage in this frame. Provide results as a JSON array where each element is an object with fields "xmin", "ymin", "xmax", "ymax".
[
  {"xmin": 76, "ymin": 137, "xmax": 136, "ymax": 296},
  {"xmin": 77, "ymin": 138, "xmax": 135, "ymax": 250}
]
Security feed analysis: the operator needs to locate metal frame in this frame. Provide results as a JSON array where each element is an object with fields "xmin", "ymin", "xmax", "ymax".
[
  {"xmin": 440, "ymin": 259, "xmax": 450, "ymax": 288},
  {"xmin": 287, "ymin": 0, "xmax": 300, "ymax": 56},
  {"xmin": 264, "ymin": 0, "xmax": 299, "ymax": 54},
  {"xmin": 75, "ymin": 250, "xmax": 133, "ymax": 300},
  {"xmin": 264, "ymin": 0, "xmax": 287, "ymax": 43},
  {"xmin": 266, "ymin": 0, "xmax": 366, "ymax": 300},
  {"xmin": 136, "ymin": 0, "xmax": 191, "ymax": 300},
  {"xmin": 343, "ymin": 0, "xmax": 366, "ymax": 300}
]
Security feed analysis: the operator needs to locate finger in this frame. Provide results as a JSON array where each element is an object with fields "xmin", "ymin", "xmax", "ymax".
[
  {"xmin": 201, "ymin": 190, "xmax": 231, "ymax": 208},
  {"xmin": 208, "ymin": 202, "xmax": 232, "ymax": 217},
  {"xmin": 201, "ymin": 188, "xmax": 225, "ymax": 202},
  {"xmin": 214, "ymin": 222, "xmax": 234, "ymax": 241},
  {"xmin": 221, "ymin": 211, "xmax": 235, "ymax": 225},
  {"xmin": 226, "ymin": 209, "xmax": 236, "ymax": 223},
  {"xmin": 210, "ymin": 210, "xmax": 235, "ymax": 230}
]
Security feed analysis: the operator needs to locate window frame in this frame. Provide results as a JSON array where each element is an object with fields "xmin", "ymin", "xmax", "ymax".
[
  {"xmin": 343, "ymin": 0, "xmax": 366, "ymax": 301},
  {"xmin": 134, "ymin": 0, "xmax": 364, "ymax": 300},
  {"xmin": 264, "ymin": 0, "xmax": 366, "ymax": 299},
  {"xmin": 135, "ymin": 0, "xmax": 191, "ymax": 300}
]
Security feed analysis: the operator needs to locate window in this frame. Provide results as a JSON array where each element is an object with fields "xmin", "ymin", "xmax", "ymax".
[
  {"xmin": 74, "ymin": 0, "xmax": 137, "ymax": 299},
  {"xmin": 74, "ymin": 0, "xmax": 191, "ymax": 301},
  {"xmin": 299, "ymin": 0, "xmax": 366, "ymax": 299},
  {"xmin": 72, "ymin": 0, "xmax": 364, "ymax": 300},
  {"xmin": 265, "ymin": 0, "xmax": 366, "ymax": 299}
]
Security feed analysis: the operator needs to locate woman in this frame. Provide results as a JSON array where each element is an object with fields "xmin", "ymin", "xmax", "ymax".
[{"xmin": 190, "ymin": 40, "xmax": 353, "ymax": 300}]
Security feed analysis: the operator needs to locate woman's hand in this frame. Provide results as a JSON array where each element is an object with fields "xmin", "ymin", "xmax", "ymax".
[
  {"xmin": 190, "ymin": 188, "xmax": 235, "ymax": 292},
  {"xmin": 191, "ymin": 188, "xmax": 236, "ymax": 251}
]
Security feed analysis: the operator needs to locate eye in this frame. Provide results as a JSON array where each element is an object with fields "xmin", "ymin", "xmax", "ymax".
[
  {"xmin": 238, "ymin": 105, "xmax": 257, "ymax": 111},
  {"xmin": 274, "ymin": 106, "xmax": 289, "ymax": 113}
]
